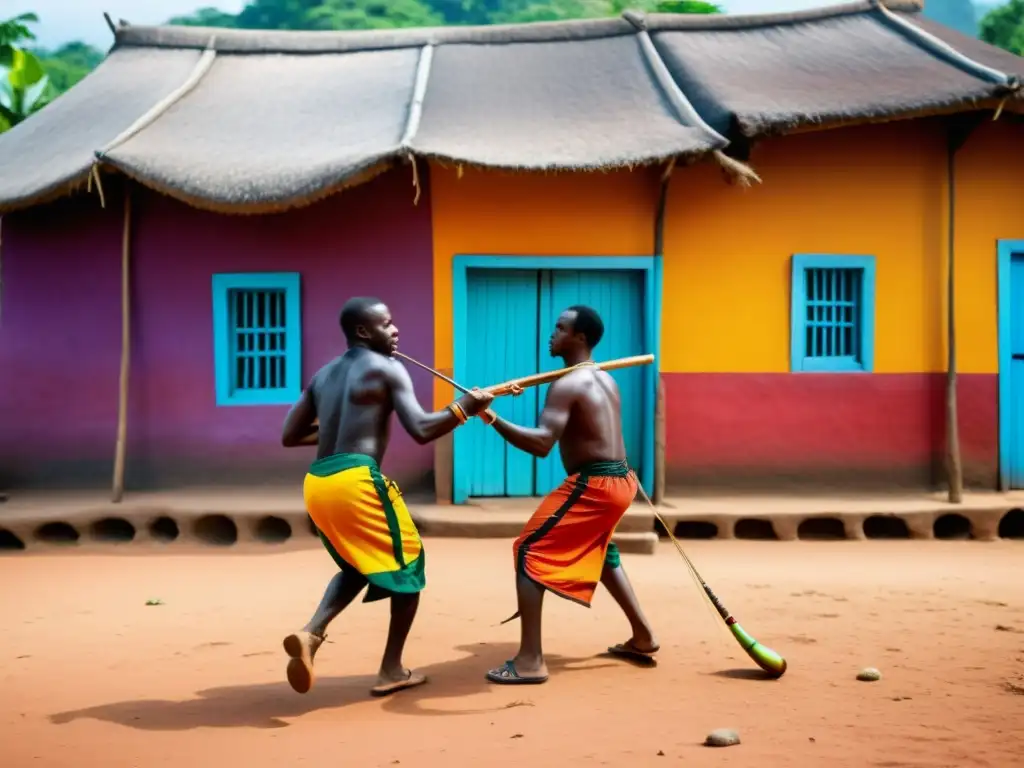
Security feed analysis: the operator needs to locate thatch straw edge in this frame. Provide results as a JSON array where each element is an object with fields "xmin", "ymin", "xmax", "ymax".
[
  {"xmin": 739, "ymin": 93, "xmax": 1023, "ymax": 138},
  {"xmin": 0, "ymin": 171, "xmax": 95, "ymax": 216},
  {"xmin": 97, "ymin": 157, "xmax": 399, "ymax": 216}
]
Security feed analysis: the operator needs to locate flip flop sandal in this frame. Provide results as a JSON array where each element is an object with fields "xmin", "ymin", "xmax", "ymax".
[
  {"xmin": 485, "ymin": 659, "xmax": 549, "ymax": 685},
  {"xmin": 607, "ymin": 642, "xmax": 659, "ymax": 664},
  {"xmin": 370, "ymin": 670, "xmax": 428, "ymax": 697}
]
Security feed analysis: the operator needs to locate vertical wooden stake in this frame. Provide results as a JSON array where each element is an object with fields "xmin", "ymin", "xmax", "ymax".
[
  {"xmin": 654, "ymin": 376, "xmax": 666, "ymax": 506},
  {"xmin": 945, "ymin": 130, "xmax": 963, "ymax": 504},
  {"xmin": 112, "ymin": 185, "xmax": 132, "ymax": 503},
  {"xmin": 651, "ymin": 159, "xmax": 674, "ymax": 505}
]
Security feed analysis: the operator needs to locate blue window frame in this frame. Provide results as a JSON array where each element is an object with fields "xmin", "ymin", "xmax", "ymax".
[
  {"xmin": 211, "ymin": 272, "xmax": 302, "ymax": 405},
  {"xmin": 790, "ymin": 254, "xmax": 875, "ymax": 373}
]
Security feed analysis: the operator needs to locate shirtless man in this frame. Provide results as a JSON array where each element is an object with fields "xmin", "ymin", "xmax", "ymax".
[
  {"xmin": 483, "ymin": 304, "xmax": 658, "ymax": 684},
  {"xmin": 280, "ymin": 296, "xmax": 493, "ymax": 696}
]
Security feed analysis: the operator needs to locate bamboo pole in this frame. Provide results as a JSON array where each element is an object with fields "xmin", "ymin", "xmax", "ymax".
[
  {"xmin": 112, "ymin": 185, "xmax": 132, "ymax": 503},
  {"xmin": 485, "ymin": 354, "xmax": 654, "ymax": 396},
  {"xmin": 944, "ymin": 120, "xmax": 976, "ymax": 505},
  {"xmin": 652, "ymin": 159, "xmax": 673, "ymax": 505},
  {"xmin": 654, "ymin": 377, "xmax": 666, "ymax": 506}
]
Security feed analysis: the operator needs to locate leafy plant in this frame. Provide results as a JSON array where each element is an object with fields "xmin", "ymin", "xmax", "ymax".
[
  {"xmin": 0, "ymin": 13, "xmax": 51, "ymax": 132},
  {"xmin": 980, "ymin": 0, "xmax": 1024, "ymax": 55}
]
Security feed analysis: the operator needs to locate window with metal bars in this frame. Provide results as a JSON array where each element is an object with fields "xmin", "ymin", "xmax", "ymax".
[
  {"xmin": 790, "ymin": 255, "xmax": 875, "ymax": 373},
  {"xmin": 212, "ymin": 273, "xmax": 302, "ymax": 405}
]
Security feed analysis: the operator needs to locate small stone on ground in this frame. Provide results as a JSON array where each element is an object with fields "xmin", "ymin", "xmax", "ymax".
[
  {"xmin": 704, "ymin": 728, "xmax": 740, "ymax": 747},
  {"xmin": 857, "ymin": 667, "xmax": 882, "ymax": 681}
]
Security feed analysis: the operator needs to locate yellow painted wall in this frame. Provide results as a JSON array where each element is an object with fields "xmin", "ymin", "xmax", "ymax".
[
  {"xmin": 662, "ymin": 118, "xmax": 1024, "ymax": 375},
  {"xmin": 663, "ymin": 121, "xmax": 946, "ymax": 374},
  {"xmin": 429, "ymin": 164, "xmax": 658, "ymax": 406},
  {"xmin": 953, "ymin": 118, "xmax": 1024, "ymax": 374},
  {"xmin": 430, "ymin": 118, "xmax": 1024, "ymax": 400}
]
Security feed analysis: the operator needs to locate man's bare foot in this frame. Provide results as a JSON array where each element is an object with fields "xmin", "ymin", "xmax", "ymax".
[
  {"xmin": 283, "ymin": 631, "xmax": 325, "ymax": 694},
  {"xmin": 370, "ymin": 668, "xmax": 428, "ymax": 697}
]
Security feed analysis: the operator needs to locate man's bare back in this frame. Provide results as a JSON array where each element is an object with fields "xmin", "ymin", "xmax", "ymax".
[
  {"xmin": 548, "ymin": 366, "xmax": 627, "ymax": 475},
  {"xmin": 308, "ymin": 348, "xmax": 396, "ymax": 462}
]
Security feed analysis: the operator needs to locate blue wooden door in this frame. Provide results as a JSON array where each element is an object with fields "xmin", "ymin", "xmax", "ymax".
[
  {"xmin": 460, "ymin": 269, "xmax": 539, "ymax": 496},
  {"xmin": 534, "ymin": 270, "xmax": 646, "ymax": 495},
  {"xmin": 1010, "ymin": 252, "xmax": 1024, "ymax": 488}
]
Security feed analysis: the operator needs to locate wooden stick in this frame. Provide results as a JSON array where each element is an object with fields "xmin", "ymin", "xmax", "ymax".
[
  {"xmin": 294, "ymin": 352, "xmax": 654, "ymax": 448},
  {"xmin": 111, "ymin": 186, "xmax": 132, "ymax": 503},
  {"xmin": 394, "ymin": 351, "xmax": 498, "ymax": 424},
  {"xmin": 395, "ymin": 351, "xmax": 470, "ymax": 395},
  {"xmin": 652, "ymin": 158, "xmax": 672, "ymax": 505},
  {"xmin": 485, "ymin": 354, "xmax": 655, "ymax": 396},
  {"xmin": 654, "ymin": 376, "xmax": 666, "ymax": 506},
  {"xmin": 945, "ymin": 125, "xmax": 965, "ymax": 503}
]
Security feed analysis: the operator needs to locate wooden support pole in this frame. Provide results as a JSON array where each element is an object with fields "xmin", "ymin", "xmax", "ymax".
[
  {"xmin": 943, "ymin": 114, "xmax": 983, "ymax": 504},
  {"xmin": 652, "ymin": 159, "xmax": 674, "ymax": 505},
  {"xmin": 654, "ymin": 376, "xmax": 666, "ymax": 506},
  {"xmin": 945, "ymin": 133, "xmax": 962, "ymax": 504},
  {"xmin": 112, "ymin": 184, "xmax": 132, "ymax": 503}
]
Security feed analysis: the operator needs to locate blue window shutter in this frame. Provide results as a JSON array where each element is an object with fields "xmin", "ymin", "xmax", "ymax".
[
  {"xmin": 790, "ymin": 255, "xmax": 875, "ymax": 373},
  {"xmin": 211, "ymin": 272, "xmax": 302, "ymax": 406}
]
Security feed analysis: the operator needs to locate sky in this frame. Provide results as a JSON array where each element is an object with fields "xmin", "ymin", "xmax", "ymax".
[{"xmin": 11, "ymin": 0, "xmax": 853, "ymax": 50}]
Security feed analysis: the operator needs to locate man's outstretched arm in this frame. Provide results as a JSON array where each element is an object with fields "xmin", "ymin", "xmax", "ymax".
[
  {"xmin": 490, "ymin": 379, "xmax": 574, "ymax": 458},
  {"xmin": 388, "ymin": 361, "xmax": 494, "ymax": 445}
]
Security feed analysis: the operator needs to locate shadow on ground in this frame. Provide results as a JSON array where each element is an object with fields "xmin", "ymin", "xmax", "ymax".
[
  {"xmin": 48, "ymin": 642, "xmax": 622, "ymax": 730},
  {"xmin": 708, "ymin": 668, "xmax": 782, "ymax": 681}
]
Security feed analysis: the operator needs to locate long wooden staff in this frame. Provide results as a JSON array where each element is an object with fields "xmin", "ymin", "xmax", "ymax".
[
  {"xmin": 396, "ymin": 350, "xmax": 787, "ymax": 679},
  {"xmin": 297, "ymin": 352, "xmax": 655, "ymax": 446},
  {"xmin": 483, "ymin": 354, "xmax": 654, "ymax": 396},
  {"xmin": 397, "ymin": 353, "xmax": 655, "ymax": 397}
]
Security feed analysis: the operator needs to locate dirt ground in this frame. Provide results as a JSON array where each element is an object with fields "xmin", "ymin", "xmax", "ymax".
[{"xmin": 1, "ymin": 538, "xmax": 1022, "ymax": 768}]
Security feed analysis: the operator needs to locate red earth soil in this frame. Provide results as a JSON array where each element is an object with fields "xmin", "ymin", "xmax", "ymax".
[{"xmin": 1, "ymin": 538, "xmax": 1022, "ymax": 767}]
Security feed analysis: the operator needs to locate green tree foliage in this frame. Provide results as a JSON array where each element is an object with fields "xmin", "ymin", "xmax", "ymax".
[
  {"xmin": 302, "ymin": 0, "xmax": 443, "ymax": 31},
  {"xmin": 650, "ymin": 2, "xmax": 722, "ymax": 12},
  {"xmin": 170, "ymin": 0, "xmax": 721, "ymax": 29},
  {"xmin": 231, "ymin": 0, "xmax": 440, "ymax": 30},
  {"xmin": 491, "ymin": 0, "xmax": 719, "ymax": 24},
  {"xmin": 36, "ymin": 42, "xmax": 104, "ymax": 92},
  {"xmin": 980, "ymin": 0, "xmax": 1024, "ymax": 54},
  {"xmin": 0, "ymin": 13, "xmax": 50, "ymax": 132},
  {"xmin": 167, "ymin": 7, "xmax": 238, "ymax": 27}
]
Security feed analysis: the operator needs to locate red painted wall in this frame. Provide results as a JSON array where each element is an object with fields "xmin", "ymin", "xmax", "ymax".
[
  {"xmin": 0, "ymin": 170, "xmax": 437, "ymax": 492},
  {"xmin": 662, "ymin": 373, "xmax": 997, "ymax": 491}
]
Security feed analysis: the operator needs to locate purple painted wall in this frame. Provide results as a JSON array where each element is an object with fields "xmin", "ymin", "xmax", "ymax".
[{"xmin": 0, "ymin": 170, "xmax": 436, "ymax": 492}]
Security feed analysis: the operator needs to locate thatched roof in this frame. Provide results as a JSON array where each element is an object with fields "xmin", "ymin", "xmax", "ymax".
[
  {"xmin": 0, "ymin": 0, "xmax": 1019, "ymax": 214},
  {"xmin": 647, "ymin": 1, "xmax": 1022, "ymax": 137}
]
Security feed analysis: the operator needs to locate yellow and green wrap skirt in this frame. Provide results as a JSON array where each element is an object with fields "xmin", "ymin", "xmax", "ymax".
[{"xmin": 304, "ymin": 453, "xmax": 425, "ymax": 602}]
